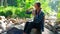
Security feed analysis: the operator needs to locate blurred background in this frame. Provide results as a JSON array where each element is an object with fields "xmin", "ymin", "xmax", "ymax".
[{"xmin": 0, "ymin": 0, "xmax": 60, "ymax": 34}]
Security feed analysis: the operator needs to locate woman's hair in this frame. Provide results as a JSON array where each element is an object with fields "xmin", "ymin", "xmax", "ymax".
[{"xmin": 35, "ymin": 2, "xmax": 41, "ymax": 7}]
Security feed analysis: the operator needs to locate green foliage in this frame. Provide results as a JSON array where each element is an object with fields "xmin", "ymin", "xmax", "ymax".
[
  {"xmin": 0, "ymin": 11, "xmax": 5, "ymax": 16},
  {"xmin": 56, "ymin": 0, "xmax": 60, "ymax": 20},
  {"xmin": 0, "ymin": 0, "xmax": 59, "ymax": 18},
  {"xmin": 5, "ymin": 10, "xmax": 13, "ymax": 17},
  {"xmin": 7, "ymin": 0, "xmax": 17, "ymax": 7}
]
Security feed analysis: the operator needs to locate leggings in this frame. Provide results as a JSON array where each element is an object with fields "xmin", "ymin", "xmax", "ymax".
[{"xmin": 24, "ymin": 22, "xmax": 42, "ymax": 34}]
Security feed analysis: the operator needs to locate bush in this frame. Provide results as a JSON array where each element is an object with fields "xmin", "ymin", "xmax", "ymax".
[
  {"xmin": 5, "ymin": 10, "xmax": 13, "ymax": 18},
  {"xmin": 0, "ymin": 11, "xmax": 5, "ymax": 16}
]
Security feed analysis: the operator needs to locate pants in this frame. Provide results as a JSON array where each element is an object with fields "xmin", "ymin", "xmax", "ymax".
[{"xmin": 24, "ymin": 22, "xmax": 42, "ymax": 34}]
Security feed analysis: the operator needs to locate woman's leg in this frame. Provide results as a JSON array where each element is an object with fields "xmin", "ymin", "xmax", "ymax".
[
  {"xmin": 35, "ymin": 23, "xmax": 42, "ymax": 34},
  {"xmin": 24, "ymin": 22, "xmax": 34, "ymax": 34},
  {"xmin": 24, "ymin": 22, "xmax": 29, "ymax": 33}
]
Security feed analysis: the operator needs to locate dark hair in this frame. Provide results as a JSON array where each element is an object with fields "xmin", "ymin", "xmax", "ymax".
[{"xmin": 35, "ymin": 2, "xmax": 41, "ymax": 7}]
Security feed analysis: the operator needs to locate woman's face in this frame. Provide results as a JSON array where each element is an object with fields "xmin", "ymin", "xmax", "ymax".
[{"xmin": 34, "ymin": 4, "xmax": 39, "ymax": 9}]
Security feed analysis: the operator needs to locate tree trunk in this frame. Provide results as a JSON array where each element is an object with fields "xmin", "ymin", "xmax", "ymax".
[
  {"xmin": 1, "ymin": 0, "xmax": 4, "ymax": 6},
  {"xmin": 4, "ymin": 0, "xmax": 7, "ymax": 7}
]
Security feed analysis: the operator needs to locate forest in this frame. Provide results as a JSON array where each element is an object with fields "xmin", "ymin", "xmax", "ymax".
[{"xmin": 0, "ymin": 0, "xmax": 60, "ymax": 19}]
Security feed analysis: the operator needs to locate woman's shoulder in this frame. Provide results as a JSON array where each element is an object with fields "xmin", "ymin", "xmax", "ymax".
[{"xmin": 40, "ymin": 11, "xmax": 45, "ymax": 16}]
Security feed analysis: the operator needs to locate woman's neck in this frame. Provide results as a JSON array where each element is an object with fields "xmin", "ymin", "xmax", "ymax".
[{"xmin": 36, "ymin": 8, "xmax": 41, "ymax": 13}]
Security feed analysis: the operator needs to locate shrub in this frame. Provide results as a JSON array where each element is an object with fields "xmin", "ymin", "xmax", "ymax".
[
  {"xmin": 0, "ymin": 11, "xmax": 5, "ymax": 16},
  {"xmin": 5, "ymin": 10, "xmax": 13, "ymax": 18}
]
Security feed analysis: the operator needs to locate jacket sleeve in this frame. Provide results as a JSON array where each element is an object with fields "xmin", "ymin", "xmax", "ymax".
[
  {"xmin": 26, "ymin": 11, "xmax": 32, "ymax": 14},
  {"xmin": 40, "ymin": 12, "xmax": 45, "ymax": 32},
  {"xmin": 33, "ymin": 12, "xmax": 45, "ymax": 31},
  {"xmin": 34, "ymin": 12, "xmax": 45, "ymax": 23}
]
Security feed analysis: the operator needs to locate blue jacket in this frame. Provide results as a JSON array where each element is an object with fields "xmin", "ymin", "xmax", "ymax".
[
  {"xmin": 24, "ymin": 10, "xmax": 45, "ymax": 33},
  {"xmin": 34, "ymin": 11, "xmax": 45, "ymax": 31}
]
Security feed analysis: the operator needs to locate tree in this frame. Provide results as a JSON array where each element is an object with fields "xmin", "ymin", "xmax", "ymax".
[{"xmin": 4, "ymin": 0, "xmax": 7, "ymax": 7}]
